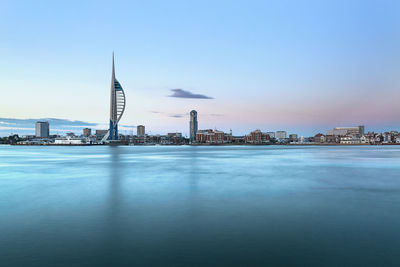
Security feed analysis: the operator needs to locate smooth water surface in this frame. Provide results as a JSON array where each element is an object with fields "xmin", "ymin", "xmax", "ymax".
[{"xmin": 1, "ymin": 145, "xmax": 400, "ymax": 266}]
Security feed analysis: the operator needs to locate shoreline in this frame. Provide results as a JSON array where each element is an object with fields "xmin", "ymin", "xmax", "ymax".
[{"xmin": 4, "ymin": 143, "xmax": 399, "ymax": 146}]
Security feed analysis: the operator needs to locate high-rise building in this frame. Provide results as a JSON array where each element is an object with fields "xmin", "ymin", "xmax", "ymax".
[
  {"xmin": 190, "ymin": 110, "xmax": 198, "ymax": 142},
  {"xmin": 103, "ymin": 53, "xmax": 126, "ymax": 142},
  {"xmin": 276, "ymin": 131, "xmax": 287, "ymax": 139},
  {"xmin": 35, "ymin": 121, "xmax": 49, "ymax": 138},
  {"xmin": 83, "ymin": 128, "xmax": 91, "ymax": 137},
  {"xmin": 137, "ymin": 125, "xmax": 145, "ymax": 136}
]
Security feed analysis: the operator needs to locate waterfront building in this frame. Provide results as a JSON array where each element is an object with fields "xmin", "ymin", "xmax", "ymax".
[
  {"xmin": 137, "ymin": 125, "xmax": 145, "ymax": 136},
  {"xmin": 266, "ymin": 132, "xmax": 275, "ymax": 138},
  {"xmin": 102, "ymin": 53, "xmax": 126, "ymax": 142},
  {"xmin": 340, "ymin": 136, "xmax": 361, "ymax": 144},
  {"xmin": 95, "ymin": 129, "xmax": 108, "ymax": 140},
  {"xmin": 289, "ymin": 134, "xmax": 298, "ymax": 142},
  {"xmin": 35, "ymin": 121, "xmax": 49, "ymax": 138},
  {"xmin": 167, "ymin": 133, "xmax": 185, "ymax": 144},
  {"xmin": 83, "ymin": 128, "xmax": 91, "ymax": 137},
  {"xmin": 54, "ymin": 136, "xmax": 83, "ymax": 145},
  {"xmin": 327, "ymin": 126, "xmax": 365, "ymax": 137},
  {"xmin": 168, "ymin": 132, "xmax": 182, "ymax": 138},
  {"xmin": 276, "ymin": 131, "xmax": 287, "ymax": 139},
  {"xmin": 383, "ymin": 132, "xmax": 392, "ymax": 143},
  {"xmin": 225, "ymin": 129, "xmax": 233, "ymax": 143},
  {"xmin": 195, "ymin": 129, "xmax": 225, "ymax": 144},
  {"xmin": 245, "ymin": 130, "xmax": 271, "ymax": 144},
  {"xmin": 190, "ymin": 110, "xmax": 198, "ymax": 142},
  {"xmin": 325, "ymin": 135, "xmax": 338, "ymax": 143},
  {"xmin": 314, "ymin": 133, "xmax": 325, "ymax": 143},
  {"xmin": 360, "ymin": 135, "xmax": 369, "ymax": 144}
]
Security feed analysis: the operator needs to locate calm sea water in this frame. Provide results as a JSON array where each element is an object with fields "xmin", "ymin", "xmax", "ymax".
[{"xmin": 1, "ymin": 145, "xmax": 400, "ymax": 266}]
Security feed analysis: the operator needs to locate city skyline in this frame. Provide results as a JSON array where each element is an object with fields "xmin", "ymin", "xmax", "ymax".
[{"xmin": 1, "ymin": 1, "xmax": 399, "ymax": 136}]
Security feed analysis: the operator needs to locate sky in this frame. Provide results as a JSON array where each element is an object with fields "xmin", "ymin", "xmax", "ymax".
[{"xmin": 1, "ymin": 0, "xmax": 399, "ymax": 136}]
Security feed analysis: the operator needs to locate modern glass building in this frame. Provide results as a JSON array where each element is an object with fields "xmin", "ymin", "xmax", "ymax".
[{"xmin": 190, "ymin": 110, "xmax": 198, "ymax": 142}]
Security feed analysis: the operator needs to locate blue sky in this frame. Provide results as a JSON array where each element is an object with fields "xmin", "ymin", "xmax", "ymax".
[{"xmin": 1, "ymin": 0, "xmax": 399, "ymax": 136}]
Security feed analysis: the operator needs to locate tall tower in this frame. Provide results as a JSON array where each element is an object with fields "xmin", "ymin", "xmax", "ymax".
[
  {"xmin": 103, "ymin": 53, "xmax": 126, "ymax": 142},
  {"xmin": 190, "ymin": 110, "xmax": 198, "ymax": 142}
]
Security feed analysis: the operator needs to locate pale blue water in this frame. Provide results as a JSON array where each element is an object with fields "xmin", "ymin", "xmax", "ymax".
[{"xmin": 1, "ymin": 145, "xmax": 400, "ymax": 266}]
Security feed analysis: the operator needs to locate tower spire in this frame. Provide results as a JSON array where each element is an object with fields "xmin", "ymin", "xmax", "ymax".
[
  {"xmin": 102, "ymin": 52, "xmax": 126, "ymax": 143},
  {"xmin": 112, "ymin": 52, "xmax": 115, "ymax": 80}
]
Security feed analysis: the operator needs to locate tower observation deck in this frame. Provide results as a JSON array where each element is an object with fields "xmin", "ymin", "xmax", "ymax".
[{"xmin": 102, "ymin": 53, "xmax": 126, "ymax": 143}]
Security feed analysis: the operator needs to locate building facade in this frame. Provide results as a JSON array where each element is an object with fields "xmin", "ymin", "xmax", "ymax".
[
  {"xmin": 137, "ymin": 125, "xmax": 145, "ymax": 136},
  {"xmin": 195, "ymin": 129, "xmax": 225, "ymax": 144},
  {"xmin": 245, "ymin": 130, "xmax": 271, "ymax": 144},
  {"xmin": 35, "ymin": 121, "xmax": 49, "ymax": 138},
  {"xmin": 83, "ymin": 128, "xmax": 91, "ymax": 137},
  {"xmin": 276, "ymin": 131, "xmax": 287, "ymax": 139},
  {"xmin": 289, "ymin": 134, "xmax": 298, "ymax": 142},
  {"xmin": 314, "ymin": 133, "xmax": 325, "ymax": 143},
  {"xmin": 190, "ymin": 110, "xmax": 198, "ymax": 142},
  {"xmin": 327, "ymin": 126, "xmax": 365, "ymax": 137},
  {"xmin": 266, "ymin": 132, "xmax": 275, "ymax": 138}
]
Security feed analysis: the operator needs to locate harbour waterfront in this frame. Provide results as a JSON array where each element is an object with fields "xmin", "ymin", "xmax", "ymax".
[{"xmin": 1, "ymin": 145, "xmax": 400, "ymax": 266}]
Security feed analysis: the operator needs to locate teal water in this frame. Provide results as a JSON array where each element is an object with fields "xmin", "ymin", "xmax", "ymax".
[{"xmin": 1, "ymin": 145, "xmax": 400, "ymax": 266}]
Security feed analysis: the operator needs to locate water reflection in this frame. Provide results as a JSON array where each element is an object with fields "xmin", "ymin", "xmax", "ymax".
[
  {"xmin": 188, "ymin": 146, "xmax": 199, "ymax": 193},
  {"xmin": 105, "ymin": 146, "xmax": 124, "ymax": 263},
  {"xmin": 2, "ymin": 146, "xmax": 399, "ymax": 266}
]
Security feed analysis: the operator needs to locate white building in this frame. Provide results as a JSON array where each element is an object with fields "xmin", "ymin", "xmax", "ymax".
[
  {"xmin": 276, "ymin": 131, "xmax": 287, "ymax": 139},
  {"xmin": 340, "ymin": 136, "xmax": 361, "ymax": 144},
  {"xmin": 360, "ymin": 135, "xmax": 369, "ymax": 144},
  {"xmin": 327, "ymin": 126, "xmax": 364, "ymax": 137},
  {"xmin": 54, "ymin": 136, "xmax": 83, "ymax": 145}
]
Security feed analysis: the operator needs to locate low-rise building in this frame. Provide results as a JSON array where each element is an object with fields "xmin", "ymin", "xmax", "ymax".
[
  {"xmin": 83, "ymin": 128, "xmax": 91, "ymax": 137},
  {"xmin": 289, "ymin": 134, "xmax": 298, "ymax": 142},
  {"xmin": 95, "ymin": 130, "xmax": 108, "ymax": 140},
  {"xmin": 195, "ymin": 129, "xmax": 226, "ymax": 144},
  {"xmin": 360, "ymin": 135, "xmax": 369, "ymax": 144},
  {"xmin": 266, "ymin": 132, "xmax": 275, "ymax": 138},
  {"xmin": 54, "ymin": 136, "xmax": 83, "ymax": 145},
  {"xmin": 314, "ymin": 133, "xmax": 325, "ymax": 143},
  {"xmin": 340, "ymin": 136, "xmax": 361, "ymax": 144},
  {"xmin": 325, "ymin": 135, "xmax": 338, "ymax": 143},
  {"xmin": 245, "ymin": 130, "xmax": 271, "ymax": 144}
]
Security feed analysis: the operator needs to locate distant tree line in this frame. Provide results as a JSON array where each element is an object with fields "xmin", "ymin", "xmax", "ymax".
[{"xmin": 0, "ymin": 134, "xmax": 22, "ymax": 144}]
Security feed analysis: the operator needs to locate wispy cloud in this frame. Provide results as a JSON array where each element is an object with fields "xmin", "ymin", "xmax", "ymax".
[
  {"xmin": 168, "ymin": 89, "xmax": 213, "ymax": 99},
  {"xmin": 150, "ymin": 111, "xmax": 189, "ymax": 119},
  {"xmin": 169, "ymin": 114, "xmax": 186, "ymax": 118}
]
